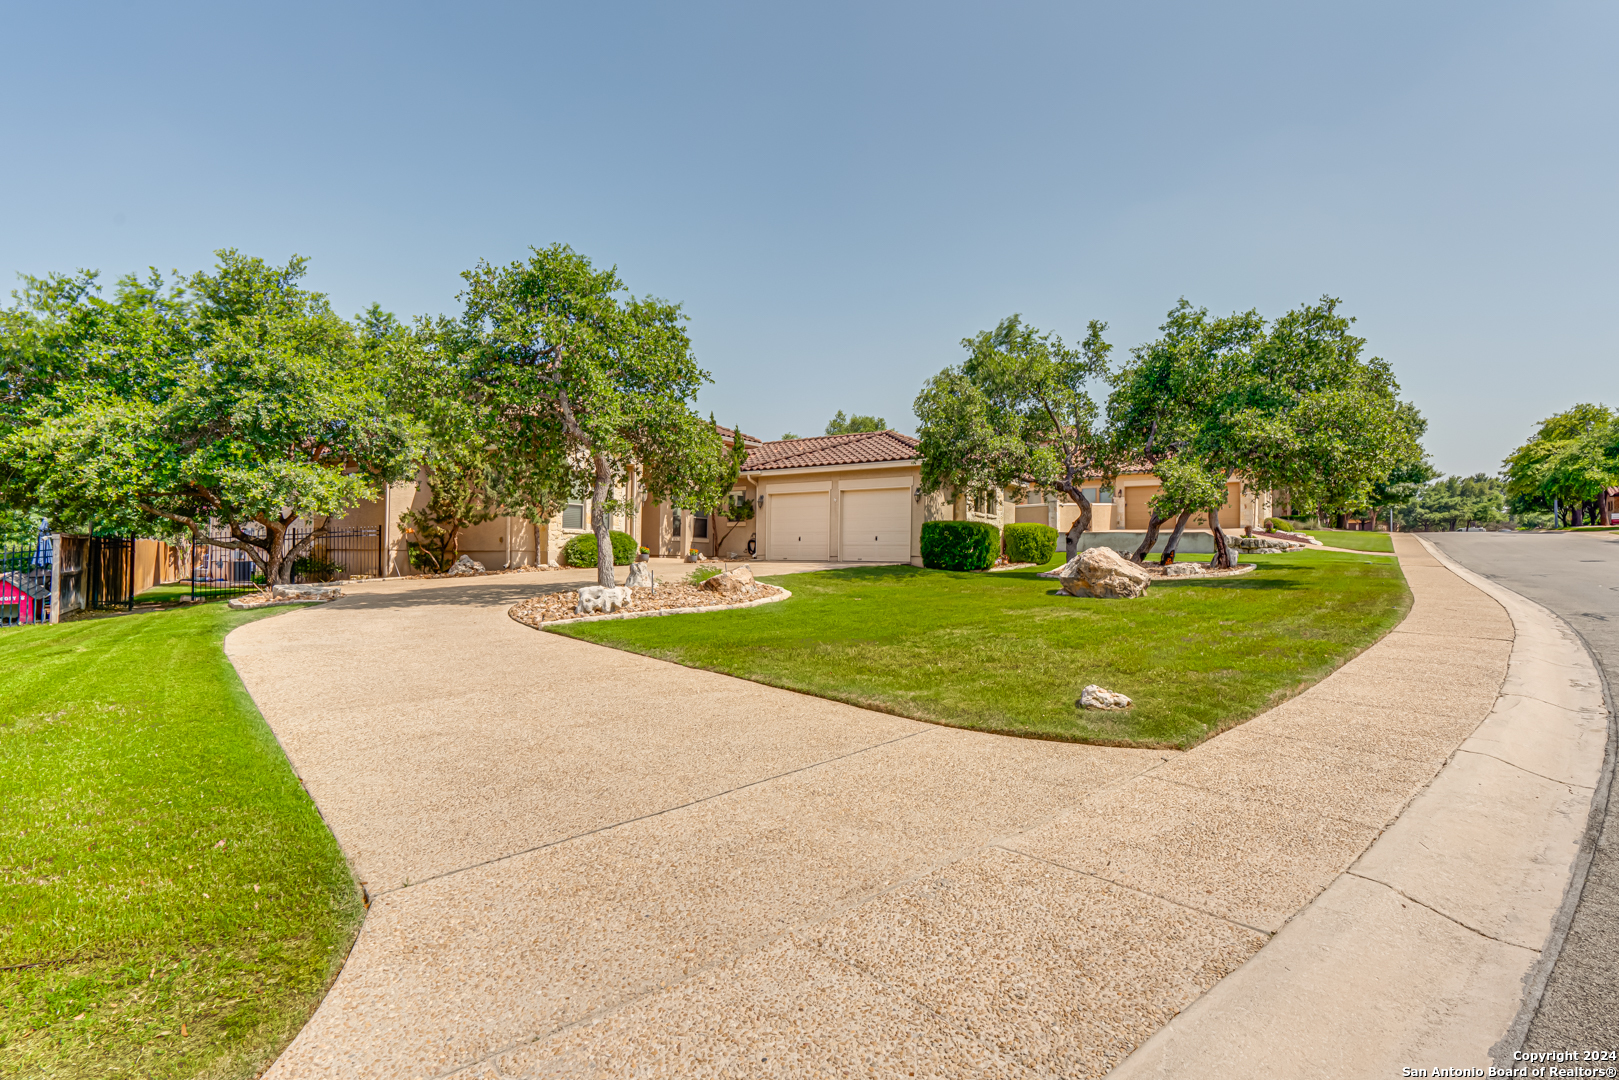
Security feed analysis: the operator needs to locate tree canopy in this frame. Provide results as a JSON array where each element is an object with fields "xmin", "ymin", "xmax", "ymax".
[
  {"xmin": 1502, "ymin": 403, "xmax": 1617, "ymax": 527},
  {"xmin": 825, "ymin": 410, "xmax": 887, "ymax": 435},
  {"xmin": 913, "ymin": 315, "xmax": 1112, "ymax": 559},
  {"xmin": 1398, "ymin": 474, "xmax": 1507, "ymax": 531},
  {"xmin": 0, "ymin": 251, "xmax": 420, "ymax": 582},
  {"xmin": 435, "ymin": 244, "xmax": 737, "ymax": 585}
]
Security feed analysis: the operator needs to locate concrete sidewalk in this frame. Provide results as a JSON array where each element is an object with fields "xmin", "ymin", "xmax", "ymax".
[{"xmin": 231, "ymin": 538, "xmax": 1555, "ymax": 1078}]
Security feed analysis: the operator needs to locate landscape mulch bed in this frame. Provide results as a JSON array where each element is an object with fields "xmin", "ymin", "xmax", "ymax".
[{"xmin": 509, "ymin": 581, "xmax": 789, "ymax": 628}]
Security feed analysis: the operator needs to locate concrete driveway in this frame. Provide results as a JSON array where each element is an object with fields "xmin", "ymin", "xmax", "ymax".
[
  {"xmin": 229, "ymin": 543, "xmax": 1528, "ymax": 1078},
  {"xmin": 1428, "ymin": 530, "xmax": 1619, "ymax": 1050}
]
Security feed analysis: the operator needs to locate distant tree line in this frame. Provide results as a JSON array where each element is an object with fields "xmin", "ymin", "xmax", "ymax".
[{"xmin": 1501, "ymin": 403, "xmax": 1617, "ymax": 528}]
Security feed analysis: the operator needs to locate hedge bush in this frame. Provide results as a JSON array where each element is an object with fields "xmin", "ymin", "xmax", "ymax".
[
  {"xmin": 563, "ymin": 529, "xmax": 639, "ymax": 567},
  {"xmin": 920, "ymin": 520, "xmax": 1001, "ymax": 571},
  {"xmin": 1002, "ymin": 522, "xmax": 1058, "ymax": 565}
]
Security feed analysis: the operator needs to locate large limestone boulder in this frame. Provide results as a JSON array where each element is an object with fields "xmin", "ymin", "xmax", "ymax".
[
  {"xmin": 446, "ymin": 554, "xmax": 486, "ymax": 576},
  {"xmin": 1163, "ymin": 561, "xmax": 1206, "ymax": 577},
  {"xmin": 1057, "ymin": 546, "xmax": 1151, "ymax": 599},
  {"xmin": 701, "ymin": 564, "xmax": 755, "ymax": 596},
  {"xmin": 625, "ymin": 561, "xmax": 655, "ymax": 589}
]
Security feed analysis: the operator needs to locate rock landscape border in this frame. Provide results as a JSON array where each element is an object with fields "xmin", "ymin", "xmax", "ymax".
[{"xmin": 510, "ymin": 586, "xmax": 793, "ymax": 630}]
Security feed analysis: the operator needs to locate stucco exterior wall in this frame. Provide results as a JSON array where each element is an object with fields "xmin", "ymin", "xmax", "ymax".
[{"xmin": 750, "ymin": 464, "xmax": 924, "ymax": 564}]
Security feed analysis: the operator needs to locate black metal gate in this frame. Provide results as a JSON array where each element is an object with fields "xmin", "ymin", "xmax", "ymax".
[
  {"xmin": 87, "ymin": 536, "xmax": 134, "ymax": 612},
  {"xmin": 186, "ymin": 525, "xmax": 382, "ymax": 601}
]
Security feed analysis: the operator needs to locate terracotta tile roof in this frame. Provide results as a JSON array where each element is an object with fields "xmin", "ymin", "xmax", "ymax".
[
  {"xmin": 715, "ymin": 424, "xmax": 764, "ymax": 448},
  {"xmin": 743, "ymin": 430, "xmax": 921, "ymax": 471}
]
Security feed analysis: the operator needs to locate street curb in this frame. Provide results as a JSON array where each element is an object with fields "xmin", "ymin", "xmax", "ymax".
[
  {"xmin": 1418, "ymin": 539, "xmax": 1619, "ymax": 1066},
  {"xmin": 1105, "ymin": 535, "xmax": 1609, "ymax": 1078}
]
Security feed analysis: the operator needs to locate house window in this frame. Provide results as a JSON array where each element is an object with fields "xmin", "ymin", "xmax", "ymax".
[
  {"xmin": 693, "ymin": 514, "xmax": 708, "ymax": 539},
  {"xmin": 671, "ymin": 510, "xmax": 682, "ymax": 537},
  {"xmin": 1082, "ymin": 486, "xmax": 1098, "ymax": 504},
  {"xmin": 0, "ymin": 603, "xmax": 18, "ymax": 626},
  {"xmin": 562, "ymin": 502, "xmax": 585, "ymax": 530},
  {"xmin": 1098, "ymin": 487, "xmax": 1113, "ymax": 504}
]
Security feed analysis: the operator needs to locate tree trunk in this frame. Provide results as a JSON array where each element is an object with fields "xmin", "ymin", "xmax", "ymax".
[
  {"xmin": 1160, "ymin": 511, "xmax": 1193, "ymax": 564},
  {"xmin": 1333, "ymin": 511, "xmax": 1348, "ymax": 530},
  {"xmin": 1209, "ymin": 508, "xmax": 1235, "ymax": 569},
  {"xmin": 592, "ymin": 452, "xmax": 617, "ymax": 587},
  {"xmin": 1061, "ymin": 491, "xmax": 1094, "ymax": 562},
  {"xmin": 264, "ymin": 520, "xmax": 293, "ymax": 585},
  {"xmin": 1130, "ymin": 512, "xmax": 1165, "ymax": 563}
]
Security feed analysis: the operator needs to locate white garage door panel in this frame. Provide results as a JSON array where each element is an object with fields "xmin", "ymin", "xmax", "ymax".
[
  {"xmin": 769, "ymin": 492, "xmax": 829, "ymax": 560},
  {"xmin": 840, "ymin": 488, "xmax": 911, "ymax": 562}
]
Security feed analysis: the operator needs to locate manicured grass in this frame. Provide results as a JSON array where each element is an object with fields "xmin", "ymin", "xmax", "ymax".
[
  {"xmin": 556, "ymin": 550, "xmax": 1411, "ymax": 748},
  {"xmin": 0, "ymin": 605, "xmax": 362, "ymax": 1077},
  {"xmin": 132, "ymin": 582, "xmax": 255, "ymax": 604},
  {"xmin": 1302, "ymin": 529, "xmax": 1394, "ymax": 552}
]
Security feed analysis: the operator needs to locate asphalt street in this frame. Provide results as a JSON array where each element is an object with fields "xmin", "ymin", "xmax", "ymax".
[{"xmin": 1429, "ymin": 530, "xmax": 1619, "ymax": 1056}]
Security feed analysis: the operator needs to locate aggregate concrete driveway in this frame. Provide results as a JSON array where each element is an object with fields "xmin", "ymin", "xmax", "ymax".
[
  {"xmin": 229, "ymin": 542, "xmax": 1518, "ymax": 1078},
  {"xmin": 1428, "ymin": 531, "xmax": 1619, "ymax": 1051}
]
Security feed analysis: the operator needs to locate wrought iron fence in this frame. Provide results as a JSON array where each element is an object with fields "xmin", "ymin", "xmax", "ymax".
[
  {"xmin": 0, "ymin": 535, "xmax": 53, "ymax": 626},
  {"xmin": 87, "ymin": 536, "xmax": 135, "ymax": 612},
  {"xmin": 185, "ymin": 525, "xmax": 382, "ymax": 600}
]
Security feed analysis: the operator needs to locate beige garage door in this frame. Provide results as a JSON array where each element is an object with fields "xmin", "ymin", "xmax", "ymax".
[
  {"xmin": 840, "ymin": 487, "xmax": 911, "ymax": 562},
  {"xmin": 768, "ymin": 491, "xmax": 829, "ymax": 560}
]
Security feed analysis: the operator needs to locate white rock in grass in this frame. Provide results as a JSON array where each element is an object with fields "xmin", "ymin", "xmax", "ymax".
[
  {"xmin": 1079, "ymin": 684, "xmax": 1133, "ymax": 710},
  {"xmin": 1163, "ymin": 562, "xmax": 1206, "ymax": 576}
]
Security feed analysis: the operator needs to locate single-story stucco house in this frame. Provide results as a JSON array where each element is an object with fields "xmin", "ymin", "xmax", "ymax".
[{"xmin": 333, "ymin": 425, "xmax": 1277, "ymax": 575}]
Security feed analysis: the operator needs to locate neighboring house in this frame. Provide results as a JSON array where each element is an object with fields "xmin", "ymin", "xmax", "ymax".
[{"xmin": 1011, "ymin": 468, "xmax": 1274, "ymax": 535}]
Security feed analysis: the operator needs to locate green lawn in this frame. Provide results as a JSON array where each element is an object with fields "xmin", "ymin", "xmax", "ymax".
[
  {"xmin": 1302, "ymin": 529, "xmax": 1394, "ymax": 552},
  {"xmin": 0, "ymin": 605, "xmax": 362, "ymax": 1077},
  {"xmin": 131, "ymin": 582, "xmax": 255, "ymax": 605},
  {"xmin": 556, "ymin": 550, "xmax": 1411, "ymax": 748}
]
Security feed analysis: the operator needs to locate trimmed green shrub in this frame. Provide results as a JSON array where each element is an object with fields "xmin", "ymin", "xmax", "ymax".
[
  {"xmin": 920, "ymin": 520, "xmax": 1000, "ymax": 571},
  {"xmin": 1002, "ymin": 522, "xmax": 1058, "ymax": 565},
  {"xmin": 563, "ymin": 529, "xmax": 639, "ymax": 567}
]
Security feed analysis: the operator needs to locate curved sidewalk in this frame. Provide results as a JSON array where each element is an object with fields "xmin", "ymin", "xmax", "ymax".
[
  {"xmin": 227, "ymin": 538, "xmax": 1588, "ymax": 1078},
  {"xmin": 1109, "ymin": 536, "xmax": 1608, "ymax": 1077}
]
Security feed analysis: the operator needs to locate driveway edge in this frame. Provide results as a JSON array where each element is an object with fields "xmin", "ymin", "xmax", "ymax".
[{"xmin": 1106, "ymin": 535, "xmax": 1609, "ymax": 1078}]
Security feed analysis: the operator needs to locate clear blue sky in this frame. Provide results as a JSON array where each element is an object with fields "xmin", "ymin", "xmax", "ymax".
[{"xmin": 3, "ymin": 2, "xmax": 1613, "ymax": 475}]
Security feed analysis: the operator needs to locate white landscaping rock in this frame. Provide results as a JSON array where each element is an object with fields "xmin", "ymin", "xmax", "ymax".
[
  {"xmin": 446, "ymin": 555, "xmax": 486, "ymax": 576},
  {"xmin": 577, "ymin": 585, "xmax": 632, "ymax": 615},
  {"xmin": 271, "ymin": 583, "xmax": 345, "ymax": 600},
  {"xmin": 1163, "ymin": 562, "xmax": 1206, "ymax": 576},
  {"xmin": 625, "ymin": 561, "xmax": 655, "ymax": 589},
  {"xmin": 701, "ymin": 565, "xmax": 755, "ymax": 596},
  {"xmin": 1239, "ymin": 536, "xmax": 1305, "ymax": 553},
  {"xmin": 1079, "ymin": 684, "xmax": 1133, "ymax": 710},
  {"xmin": 1057, "ymin": 546, "xmax": 1152, "ymax": 599}
]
